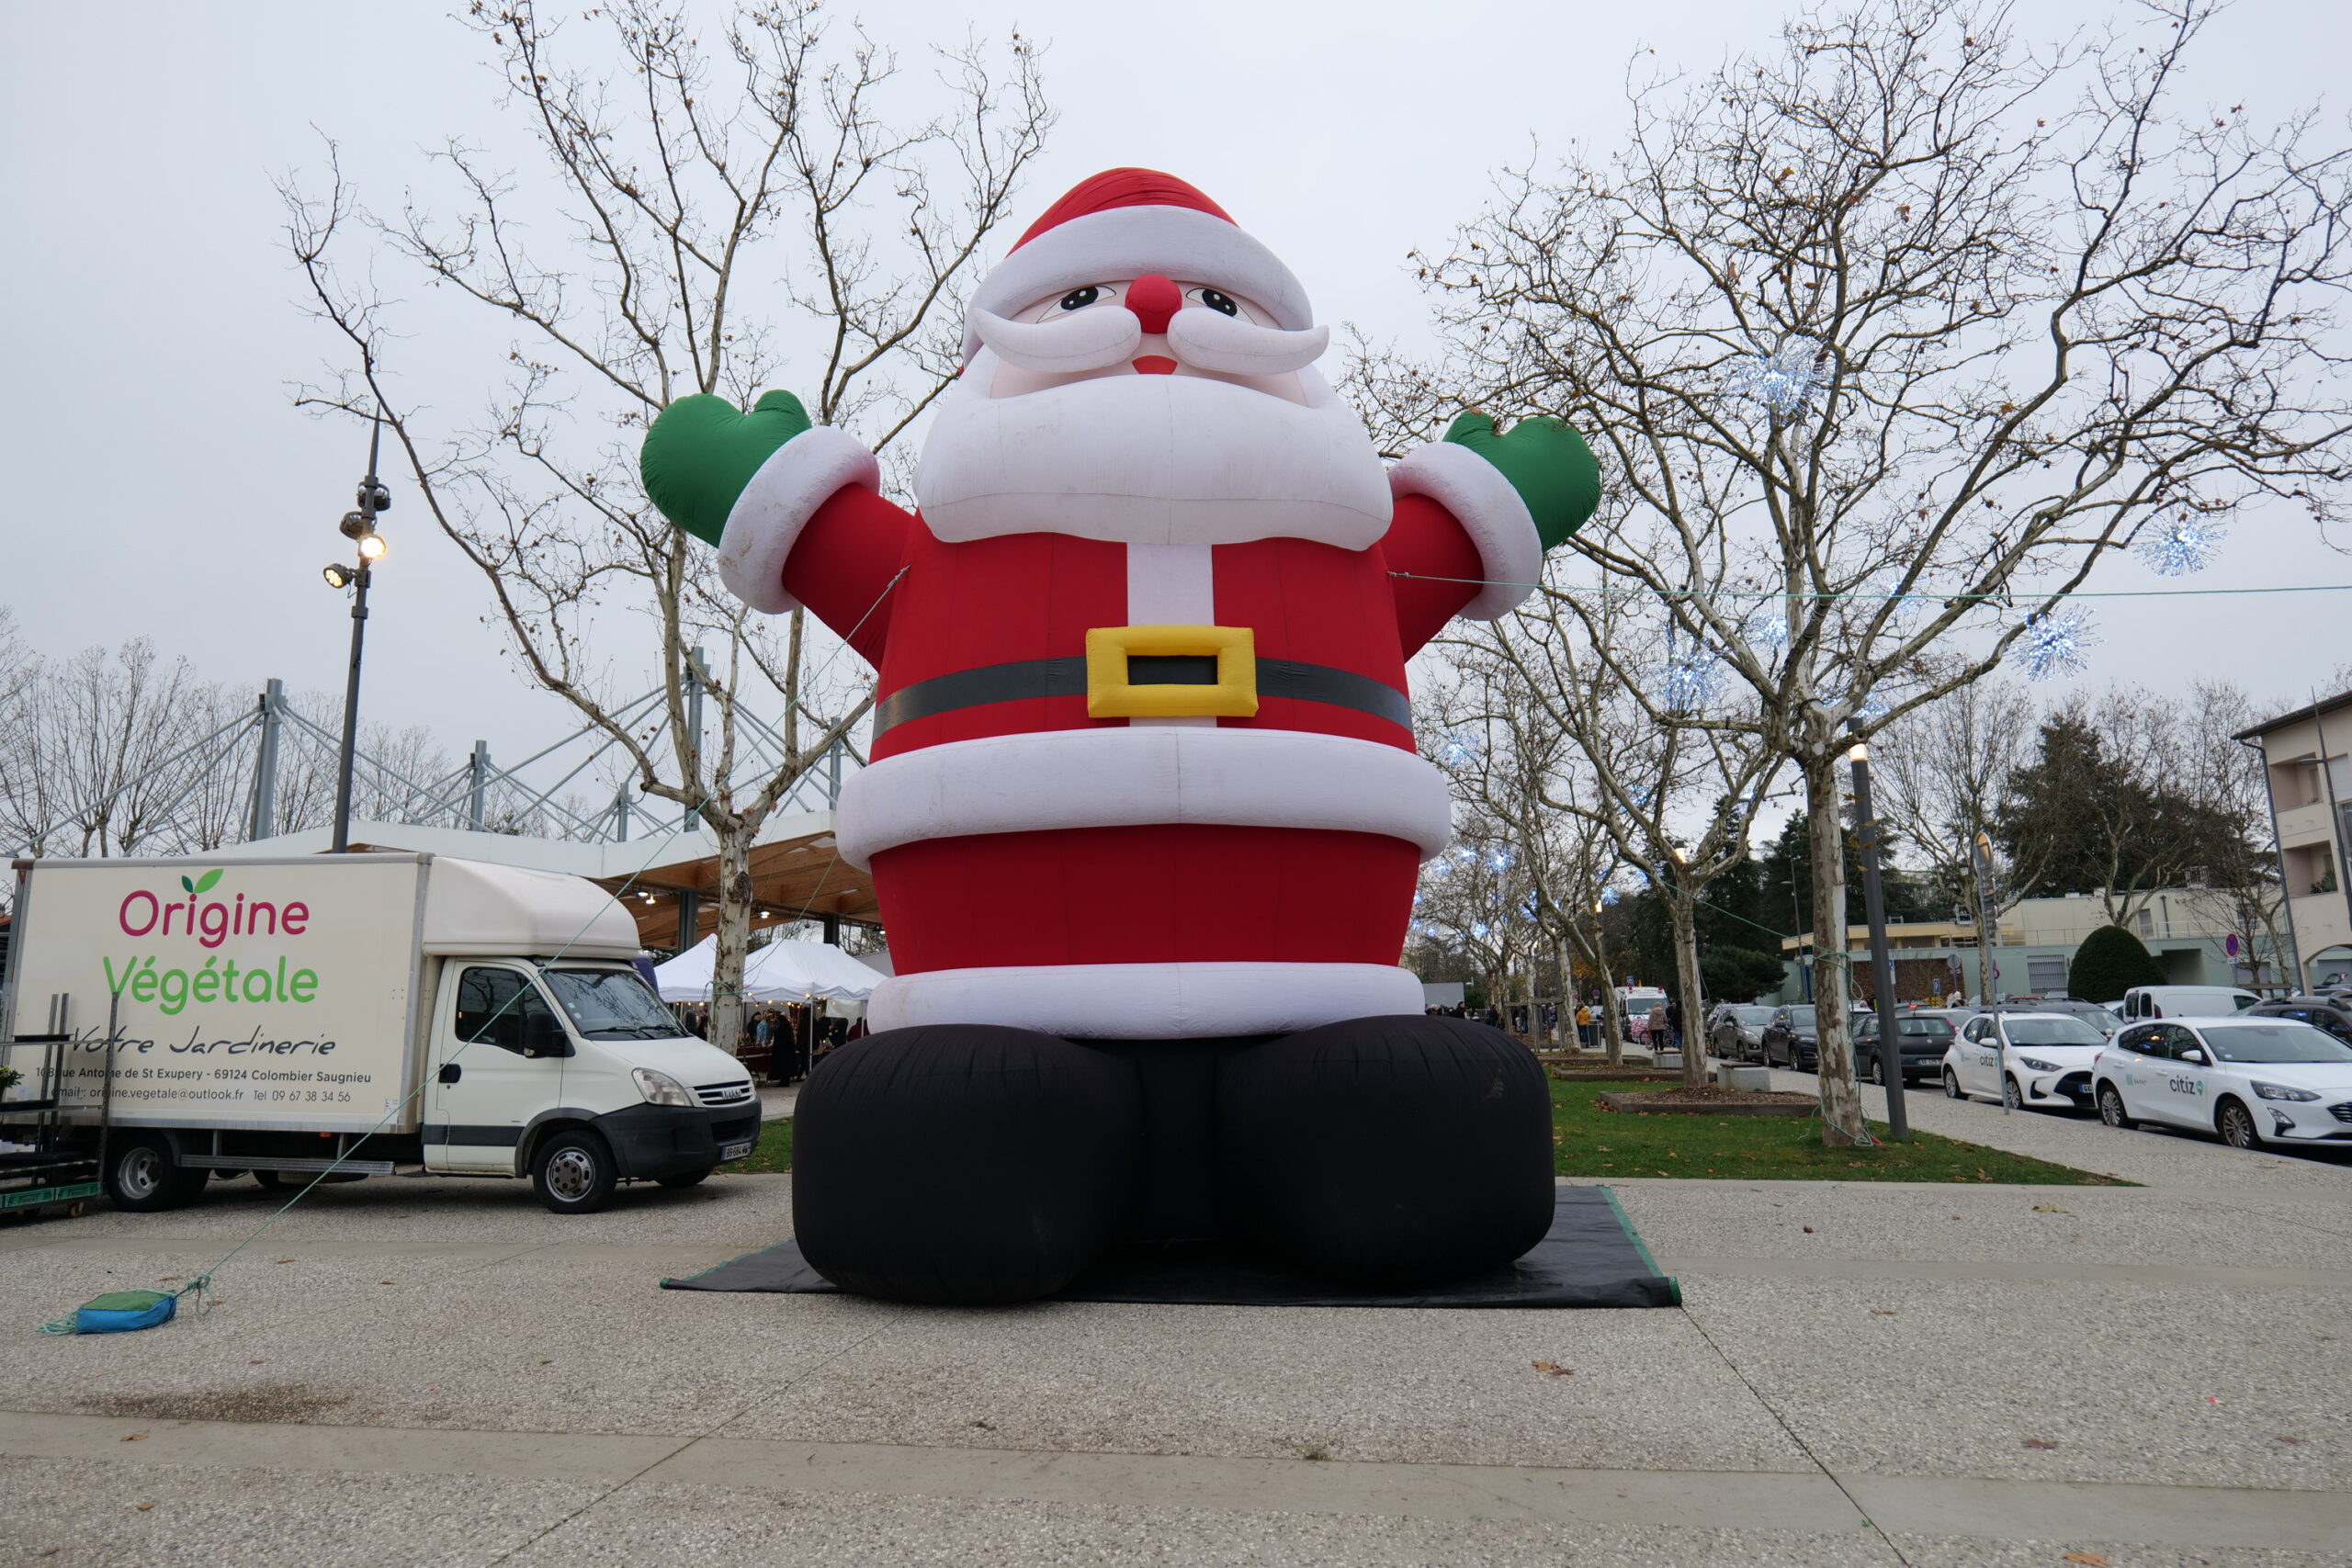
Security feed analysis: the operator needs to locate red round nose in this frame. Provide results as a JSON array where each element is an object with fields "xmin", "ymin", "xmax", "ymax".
[{"xmin": 1125, "ymin": 274, "xmax": 1182, "ymax": 335}]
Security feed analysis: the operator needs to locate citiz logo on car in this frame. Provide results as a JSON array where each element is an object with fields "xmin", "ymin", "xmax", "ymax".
[
  {"xmin": 2166, "ymin": 1075, "xmax": 2206, "ymax": 1096},
  {"xmin": 104, "ymin": 868, "xmax": 322, "ymax": 1017}
]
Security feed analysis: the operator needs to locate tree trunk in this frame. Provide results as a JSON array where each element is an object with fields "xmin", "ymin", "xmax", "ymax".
[
  {"xmin": 709, "ymin": 820, "xmax": 753, "ymax": 1062},
  {"xmin": 1804, "ymin": 750, "xmax": 1868, "ymax": 1145},
  {"xmin": 1553, "ymin": 936, "xmax": 1571, "ymax": 1046},
  {"xmin": 1666, "ymin": 890, "xmax": 1709, "ymax": 1088}
]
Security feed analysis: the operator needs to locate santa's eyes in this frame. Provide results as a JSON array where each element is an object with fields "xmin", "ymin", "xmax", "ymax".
[
  {"xmin": 1195, "ymin": 288, "xmax": 1239, "ymax": 317},
  {"xmin": 1057, "ymin": 287, "xmax": 1102, "ymax": 311}
]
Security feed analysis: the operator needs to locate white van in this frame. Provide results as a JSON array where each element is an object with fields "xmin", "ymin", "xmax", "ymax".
[
  {"xmin": 2118, "ymin": 985, "xmax": 2260, "ymax": 1022},
  {"xmin": 1, "ymin": 852, "xmax": 759, "ymax": 1214}
]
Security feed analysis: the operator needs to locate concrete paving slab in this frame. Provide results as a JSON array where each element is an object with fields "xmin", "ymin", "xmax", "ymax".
[
  {"xmin": 0, "ymin": 1168, "xmax": 796, "ymax": 1251},
  {"xmin": 1684, "ymin": 1273, "xmax": 2352, "ymax": 1491},
  {"xmin": 1891, "ymin": 1534, "xmax": 2349, "ymax": 1568},
  {"xmin": 0, "ymin": 1453, "xmax": 598, "ymax": 1568},
  {"xmin": 718, "ymin": 1299, "xmax": 1811, "ymax": 1472},
  {"xmin": 5, "ymin": 1252, "xmax": 894, "ymax": 1437},
  {"xmin": 1613, "ymin": 1178, "xmax": 2352, "ymax": 1271},
  {"xmin": 505, "ymin": 1477, "xmax": 1905, "ymax": 1568}
]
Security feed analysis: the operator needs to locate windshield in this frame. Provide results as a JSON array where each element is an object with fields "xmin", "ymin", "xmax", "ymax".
[
  {"xmin": 540, "ymin": 967, "xmax": 682, "ymax": 1041},
  {"xmin": 1894, "ymin": 1018, "xmax": 1955, "ymax": 1039},
  {"xmin": 1734, "ymin": 1007, "xmax": 1775, "ymax": 1024},
  {"xmin": 2002, "ymin": 1017, "xmax": 2107, "ymax": 1047},
  {"xmin": 2201, "ymin": 1022, "xmax": 2352, "ymax": 1064},
  {"xmin": 2049, "ymin": 1004, "xmax": 2122, "ymax": 1032},
  {"xmin": 1786, "ymin": 1007, "xmax": 1817, "ymax": 1028}
]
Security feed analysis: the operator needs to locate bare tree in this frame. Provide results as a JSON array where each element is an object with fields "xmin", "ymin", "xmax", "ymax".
[
  {"xmin": 1442, "ymin": 589, "xmax": 1786, "ymax": 1087},
  {"xmin": 1871, "ymin": 677, "xmax": 2039, "ymax": 1000},
  {"xmin": 1414, "ymin": 0, "xmax": 2352, "ymax": 1140},
  {"xmin": 284, "ymin": 1, "xmax": 1052, "ymax": 1056}
]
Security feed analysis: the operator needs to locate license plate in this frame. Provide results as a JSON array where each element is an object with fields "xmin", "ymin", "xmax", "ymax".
[{"xmin": 720, "ymin": 1140, "xmax": 753, "ymax": 1161}]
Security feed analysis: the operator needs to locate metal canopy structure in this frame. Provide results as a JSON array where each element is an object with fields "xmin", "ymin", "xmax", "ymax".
[
  {"xmin": 216, "ymin": 813, "xmax": 876, "ymax": 954},
  {"xmin": 12, "ymin": 664, "xmax": 874, "ymax": 956},
  {"xmin": 9, "ymin": 660, "xmax": 860, "ymax": 858}
]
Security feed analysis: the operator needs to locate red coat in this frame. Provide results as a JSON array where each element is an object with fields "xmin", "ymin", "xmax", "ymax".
[{"xmin": 746, "ymin": 440, "xmax": 1527, "ymax": 1039}]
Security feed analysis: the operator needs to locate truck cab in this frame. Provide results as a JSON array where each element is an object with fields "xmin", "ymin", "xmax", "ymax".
[{"xmin": 425, "ymin": 957, "xmax": 761, "ymax": 1211}]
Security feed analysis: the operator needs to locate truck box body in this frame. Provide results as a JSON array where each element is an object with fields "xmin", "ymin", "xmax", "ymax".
[{"xmin": 4, "ymin": 852, "xmax": 644, "ymax": 1137}]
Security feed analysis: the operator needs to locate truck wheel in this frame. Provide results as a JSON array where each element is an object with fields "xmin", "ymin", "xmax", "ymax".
[
  {"xmin": 106, "ymin": 1134, "xmax": 203, "ymax": 1213},
  {"xmin": 655, "ymin": 1167, "xmax": 715, "ymax": 1189},
  {"xmin": 532, "ymin": 1130, "xmax": 617, "ymax": 1214}
]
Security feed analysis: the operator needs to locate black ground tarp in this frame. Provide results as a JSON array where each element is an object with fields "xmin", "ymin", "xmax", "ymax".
[{"xmin": 662, "ymin": 1185, "xmax": 1679, "ymax": 1308}]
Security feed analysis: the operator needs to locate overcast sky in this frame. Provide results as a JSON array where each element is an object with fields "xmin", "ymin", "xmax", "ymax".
[{"xmin": 6, "ymin": 0, "xmax": 2348, "ymax": 798}]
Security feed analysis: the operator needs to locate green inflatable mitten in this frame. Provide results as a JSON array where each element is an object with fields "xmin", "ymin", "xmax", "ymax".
[
  {"xmin": 1442, "ymin": 411, "xmax": 1600, "ymax": 550},
  {"xmin": 639, "ymin": 389, "xmax": 814, "ymax": 547}
]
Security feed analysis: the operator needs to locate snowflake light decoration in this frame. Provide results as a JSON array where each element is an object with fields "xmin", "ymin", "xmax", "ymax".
[
  {"xmin": 1724, "ymin": 338, "xmax": 1831, "ymax": 419},
  {"xmin": 2136, "ymin": 515, "xmax": 2227, "ymax": 578},
  {"xmin": 1598, "ymin": 886, "xmax": 1622, "ymax": 908},
  {"xmin": 1662, "ymin": 639, "xmax": 1723, "ymax": 712},
  {"xmin": 1744, "ymin": 604, "xmax": 1792, "ymax": 649},
  {"xmin": 2015, "ymin": 608, "xmax": 2099, "ymax": 682}
]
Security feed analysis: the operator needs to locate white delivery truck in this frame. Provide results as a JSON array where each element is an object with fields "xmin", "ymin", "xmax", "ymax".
[{"xmin": 0, "ymin": 852, "xmax": 759, "ymax": 1214}]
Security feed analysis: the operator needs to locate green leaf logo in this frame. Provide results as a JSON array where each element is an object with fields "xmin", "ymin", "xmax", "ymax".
[
  {"xmin": 194, "ymin": 868, "xmax": 223, "ymax": 895},
  {"xmin": 180, "ymin": 875, "xmax": 195, "ymax": 894}
]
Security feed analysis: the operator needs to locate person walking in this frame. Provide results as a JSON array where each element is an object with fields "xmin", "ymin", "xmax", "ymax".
[
  {"xmin": 1665, "ymin": 998, "xmax": 1683, "ymax": 1053},
  {"xmin": 1574, "ymin": 1001, "xmax": 1593, "ymax": 1050},
  {"xmin": 1645, "ymin": 1001, "xmax": 1668, "ymax": 1054}
]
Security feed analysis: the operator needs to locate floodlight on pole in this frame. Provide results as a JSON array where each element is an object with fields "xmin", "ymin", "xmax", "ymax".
[{"xmin": 327, "ymin": 411, "xmax": 391, "ymax": 853}]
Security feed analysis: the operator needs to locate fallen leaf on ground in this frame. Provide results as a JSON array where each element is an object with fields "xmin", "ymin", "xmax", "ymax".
[
  {"xmin": 155, "ymin": 1276, "xmax": 184, "ymax": 1282},
  {"xmin": 1532, "ymin": 1360, "xmax": 1575, "ymax": 1377},
  {"xmin": 379, "ymin": 1280, "xmax": 393, "ymax": 1285},
  {"xmin": 248, "ymin": 1359, "xmax": 265, "ymax": 1366},
  {"xmin": 135, "ymin": 1503, "xmax": 154, "ymax": 1512},
  {"xmin": 2062, "ymin": 1554, "xmax": 2109, "ymax": 1566},
  {"xmin": 1802, "ymin": 1225, "xmax": 1815, "ymax": 1234},
  {"xmin": 1871, "ymin": 1309, "xmax": 1897, "ymax": 1316},
  {"xmin": 119, "ymin": 1434, "xmax": 145, "ymax": 1443},
  {"xmin": 272, "ymin": 1258, "xmax": 293, "ymax": 1265},
  {"xmin": 2031, "ymin": 1203, "xmax": 2069, "ymax": 1213},
  {"xmin": 2023, "ymin": 1438, "xmax": 2058, "ymax": 1450}
]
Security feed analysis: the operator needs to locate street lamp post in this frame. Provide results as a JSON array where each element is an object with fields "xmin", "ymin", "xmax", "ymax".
[
  {"xmin": 323, "ymin": 417, "xmax": 391, "ymax": 853},
  {"xmin": 1848, "ymin": 741, "xmax": 1910, "ymax": 1141}
]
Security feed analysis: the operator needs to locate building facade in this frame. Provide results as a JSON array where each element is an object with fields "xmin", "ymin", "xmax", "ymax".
[
  {"xmin": 2235, "ymin": 690, "xmax": 2352, "ymax": 989},
  {"xmin": 1772, "ymin": 886, "xmax": 2282, "ymax": 1005}
]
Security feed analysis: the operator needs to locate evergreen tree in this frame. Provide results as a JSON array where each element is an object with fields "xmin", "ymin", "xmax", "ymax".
[{"xmin": 2069, "ymin": 924, "xmax": 2165, "ymax": 1001}]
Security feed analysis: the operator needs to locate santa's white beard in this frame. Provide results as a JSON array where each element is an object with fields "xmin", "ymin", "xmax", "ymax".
[{"xmin": 912, "ymin": 354, "xmax": 1394, "ymax": 549}]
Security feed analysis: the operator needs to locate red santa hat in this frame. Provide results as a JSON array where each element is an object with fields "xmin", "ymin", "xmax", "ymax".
[{"xmin": 964, "ymin": 168, "xmax": 1313, "ymax": 357}]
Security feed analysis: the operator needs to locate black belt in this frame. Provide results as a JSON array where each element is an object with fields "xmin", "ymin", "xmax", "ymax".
[{"xmin": 872, "ymin": 654, "xmax": 1412, "ymax": 738}]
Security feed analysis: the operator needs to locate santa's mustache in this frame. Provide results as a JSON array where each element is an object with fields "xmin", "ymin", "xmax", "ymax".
[{"xmin": 970, "ymin": 305, "xmax": 1330, "ymax": 378}]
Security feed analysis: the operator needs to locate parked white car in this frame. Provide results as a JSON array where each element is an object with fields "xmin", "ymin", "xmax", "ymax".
[
  {"xmin": 2094, "ymin": 1017, "xmax": 2352, "ymax": 1149},
  {"xmin": 2117, "ymin": 985, "xmax": 2258, "ymax": 1022},
  {"xmin": 1940, "ymin": 1011, "xmax": 2110, "ymax": 1111}
]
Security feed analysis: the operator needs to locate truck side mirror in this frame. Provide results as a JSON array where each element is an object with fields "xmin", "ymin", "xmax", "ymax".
[{"xmin": 522, "ymin": 1010, "xmax": 568, "ymax": 1058}]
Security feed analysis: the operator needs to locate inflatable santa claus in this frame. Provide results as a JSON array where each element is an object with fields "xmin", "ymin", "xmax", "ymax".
[{"xmin": 643, "ymin": 169, "xmax": 1598, "ymax": 1303}]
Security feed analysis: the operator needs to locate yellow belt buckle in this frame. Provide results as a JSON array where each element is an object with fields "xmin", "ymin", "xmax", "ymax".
[{"xmin": 1084, "ymin": 626, "xmax": 1259, "ymax": 719}]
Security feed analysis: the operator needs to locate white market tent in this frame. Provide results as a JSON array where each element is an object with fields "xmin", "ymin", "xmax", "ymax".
[
  {"xmin": 651, "ymin": 935, "xmax": 878, "ymax": 1004},
  {"xmin": 743, "ymin": 937, "xmax": 880, "ymax": 1002}
]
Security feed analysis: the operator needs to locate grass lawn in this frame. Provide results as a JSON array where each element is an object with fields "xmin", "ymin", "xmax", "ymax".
[
  {"xmin": 725, "ymin": 1117, "xmax": 793, "ymax": 1174},
  {"xmin": 719, "ymin": 1082, "xmax": 2123, "ymax": 1185},
  {"xmin": 1554, "ymin": 1079, "xmax": 2126, "ymax": 1184}
]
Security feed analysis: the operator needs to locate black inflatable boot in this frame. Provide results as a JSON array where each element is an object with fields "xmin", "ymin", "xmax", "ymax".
[
  {"xmin": 1215, "ymin": 1014, "xmax": 1555, "ymax": 1283},
  {"xmin": 792, "ymin": 1025, "xmax": 1141, "ymax": 1303}
]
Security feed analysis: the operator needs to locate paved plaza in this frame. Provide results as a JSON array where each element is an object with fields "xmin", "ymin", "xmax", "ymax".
[{"xmin": 2, "ymin": 1079, "xmax": 2346, "ymax": 1566}]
